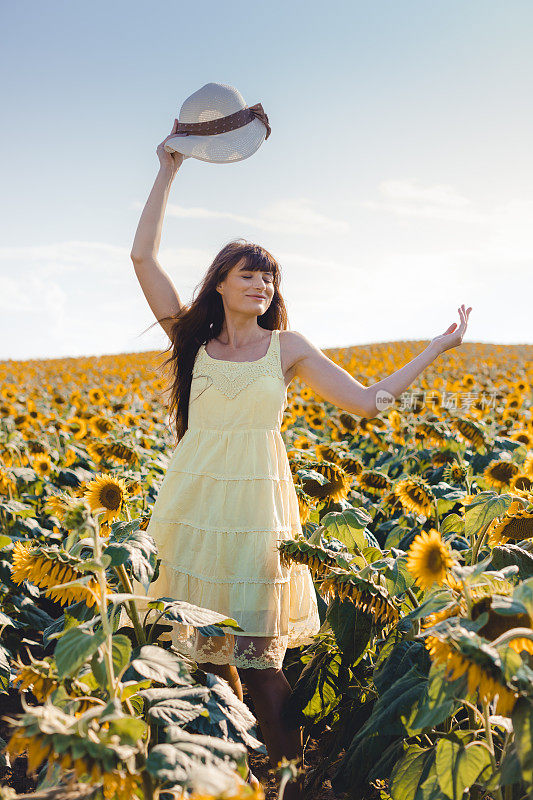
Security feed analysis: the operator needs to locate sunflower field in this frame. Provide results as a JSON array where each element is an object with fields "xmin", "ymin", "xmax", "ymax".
[{"xmin": 1, "ymin": 339, "xmax": 533, "ymax": 800}]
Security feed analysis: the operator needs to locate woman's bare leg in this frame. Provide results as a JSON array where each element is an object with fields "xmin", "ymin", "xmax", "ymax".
[
  {"xmin": 196, "ymin": 660, "xmax": 244, "ymax": 701},
  {"xmin": 240, "ymin": 666, "xmax": 304, "ymax": 800}
]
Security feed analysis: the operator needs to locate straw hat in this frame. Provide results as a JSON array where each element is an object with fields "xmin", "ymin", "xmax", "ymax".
[{"xmin": 163, "ymin": 82, "xmax": 271, "ymax": 164}]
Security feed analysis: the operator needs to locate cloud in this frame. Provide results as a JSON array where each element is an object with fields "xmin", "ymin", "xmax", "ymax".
[
  {"xmin": 360, "ymin": 179, "xmax": 486, "ymax": 222},
  {"xmin": 131, "ymin": 196, "xmax": 350, "ymax": 234}
]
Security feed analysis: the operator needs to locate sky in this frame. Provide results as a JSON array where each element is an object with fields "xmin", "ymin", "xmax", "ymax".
[{"xmin": 1, "ymin": 0, "xmax": 532, "ymax": 361}]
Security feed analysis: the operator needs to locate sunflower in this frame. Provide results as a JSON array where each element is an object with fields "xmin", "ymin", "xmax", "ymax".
[
  {"xmin": 294, "ymin": 484, "xmax": 314, "ymax": 525},
  {"xmin": 300, "ymin": 460, "xmax": 352, "ymax": 502},
  {"xmin": 357, "ymin": 470, "xmax": 392, "ymax": 497},
  {"xmin": 11, "ymin": 542, "xmax": 102, "ymax": 607},
  {"xmin": 103, "ymin": 442, "xmax": 140, "ymax": 467},
  {"xmin": 484, "ymin": 459, "xmax": 521, "ymax": 489},
  {"xmin": 63, "ymin": 416, "xmax": 88, "ymax": 440},
  {"xmin": 406, "ymin": 529, "xmax": 455, "ymax": 591},
  {"xmin": 442, "ymin": 461, "xmax": 469, "ymax": 485},
  {"xmin": 88, "ymin": 415, "xmax": 114, "ymax": 437},
  {"xmin": 88, "ymin": 387, "xmax": 106, "ymax": 406},
  {"xmin": 83, "ymin": 472, "xmax": 130, "ymax": 523},
  {"xmin": 470, "ymin": 595, "xmax": 533, "ymax": 656},
  {"xmin": 321, "ymin": 571, "xmax": 399, "ymax": 626},
  {"xmin": 425, "ymin": 635, "xmax": 518, "ymax": 716},
  {"xmin": 487, "ymin": 500, "xmax": 533, "ymax": 546},
  {"xmin": 388, "ymin": 409, "xmax": 403, "ymax": 431},
  {"xmin": 338, "ymin": 455, "xmax": 364, "ymax": 477},
  {"xmin": 32, "ymin": 453, "xmax": 52, "ymax": 477},
  {"xmin": 278, "ymin": 538, "xmax": 338, "ymax": 579},
  {"xmin": 394, "ymin": 477, "xmax": 434, "ymax": 517},
  {"xmin": 431, "ymin": 450, "xmax": 457, "ymax": 468},
  {"xmin": 454, "ymin": 418, "xmax": 486, "ymax": 450},
  {"xmin": 510, "ymin": 430, "xmax": 533, "ymax": 448},
  {"xmin": 415, "ymin": 422, "xmax": 447, "ymax": 446},
  {"xmin": 510, "ymin": 473, "xmax": 533, "ymax": 494},
  {"xmin": 338, "ymin": 412, "xmax": 358, "ymax": 434},
  {"xmin": 44, "ymin": 492, "xmax": 75, "ymax": 520},
  {"xmin": 12, "ymin": 656, "xmax": 59, "ymax": 702}
]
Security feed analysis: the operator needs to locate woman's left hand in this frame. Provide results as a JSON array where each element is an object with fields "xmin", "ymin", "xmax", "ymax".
[{"xmin": 430, "ymin": 304, "xmax": 472, "ymax": 355}]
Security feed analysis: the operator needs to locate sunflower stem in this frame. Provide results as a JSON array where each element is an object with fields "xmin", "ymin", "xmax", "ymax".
[
  {"xmin": 433, "ymin": 495, "xmax": 440, "ymax": 533},
  {"xmin": 114, "ymin": 564, "xmax": 146, "ymax": 645},
  {"xmin": 92, "ymin": 515, "xmax": 117, "ymax": 699},
  {"xmin": 461, "ymin": 579, "xmax": 473, "ymax": 616},
  {"xmin": 470, "ymin": 521, "xmax": 490, "ymax": 566},
  {"xmin": 490, "ymin": 628, "xmax": 533, "ymax": 648},
  {"xmin": 482, "ymin": 700, "xmax": 503, "ymax": 800},
  {"xmin": 406, "ymin": 587, "xmax": 420, "ymax": 609}
]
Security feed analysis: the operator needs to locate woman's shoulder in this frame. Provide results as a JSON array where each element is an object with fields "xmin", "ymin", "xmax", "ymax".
[{"xmin": 278, "ymin": 330, "xmax": 316, "ymax": 376}]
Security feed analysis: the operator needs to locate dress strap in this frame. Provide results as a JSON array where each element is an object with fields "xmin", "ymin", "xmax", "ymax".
[{"xmin": 192, "ymin": 329, "xmax": 284, "ymax": 400}]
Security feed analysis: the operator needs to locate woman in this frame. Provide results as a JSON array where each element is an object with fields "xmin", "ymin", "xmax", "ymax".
[{"xmin": 130, "ymin": 120, "xmax": 472, "ymax": 797}]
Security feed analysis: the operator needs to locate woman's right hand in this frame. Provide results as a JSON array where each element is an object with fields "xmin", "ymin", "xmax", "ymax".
[{"xmin": 156, "ymin": 119, "xmax": 189, "ymax": 175}]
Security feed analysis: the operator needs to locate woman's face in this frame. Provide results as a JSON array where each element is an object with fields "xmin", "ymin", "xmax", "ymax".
[{"xmin": 216, "ymin": 257, "xmax": 275, "ymax": 316}]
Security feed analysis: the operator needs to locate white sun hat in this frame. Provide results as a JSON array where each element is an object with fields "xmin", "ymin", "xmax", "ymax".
[{"xmin": 163, "ymin": 82, "xmax": 271, "ymax": 164}]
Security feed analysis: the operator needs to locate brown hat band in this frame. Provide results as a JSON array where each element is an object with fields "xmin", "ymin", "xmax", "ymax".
[{"xmin": 175, "ymin": 102, "xmax": 271, "ymax": 140}]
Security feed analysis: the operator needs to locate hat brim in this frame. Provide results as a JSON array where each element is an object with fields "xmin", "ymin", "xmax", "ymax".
[{"xmin": 163, "ymin": 118, "xmax": 267, "ymax": 164}]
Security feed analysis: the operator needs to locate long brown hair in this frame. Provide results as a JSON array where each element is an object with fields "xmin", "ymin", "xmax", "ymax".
[{"xmin": 143, "ymin": 239, "xmax": 289, "ymax": 446}]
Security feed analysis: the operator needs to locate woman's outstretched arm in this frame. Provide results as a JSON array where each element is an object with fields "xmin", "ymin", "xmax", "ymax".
[
  {"xmin": 285, "ymin": 305, "xmax": 472, "ymax": 418},
  {"xmin": 130, "ymin": 121, "xmax": 186, "ymax": 339}
]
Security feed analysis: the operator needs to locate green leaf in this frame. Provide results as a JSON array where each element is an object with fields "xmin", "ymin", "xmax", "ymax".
[
  {"xmin": 464, "ymin": 493, "xmax": 512, "ymax": 539},
  {"xmin": 390, "ymin": 743, "xmax": 434, "ymax": 800},
  {"xmin": 155, "ymin": 599, "xmax": 243, "ymax": 634},
  {"xmin": 107, "ymin": 717, "xmax": 148, "ymax": 745},
  {"xmin": 435, "ymin": 738, "xmax": 492, "ymax": 800},
  {"xmin": 105, "ymin": 527, "xmax": 158, "ymax": 591},
  {"xmin": 440, "ymin": 514, "xmax": 465, "ymax": 537},
  {"xmin": 146, "ymin": 728, "xmax": 247, "ymax": 794},
  {"xmin": 111, "ymin": 634, "xmax": 132, "ymax": 676},
  {"xmin": 513, "ymin": 578, "xmax": 533, "ymax": 617},
  {"xmin": 512, "ymin": 696, "xmax": 533, "ymax": 789},
  {"xmin": 412, "ymin": 661, "xmax": 466, "ymax": 731},
  {"xmin": 385, "ymin": 554, "xmax": 415, "ymax": 596},
  {"xmin": 326, "ymin": 596, "xmax": 374, "ymax": 665},
  {"xmin": 281, "ymin": 649, "xmax": 344, "ymax": 728},
  {"xmin": 129, "ymin": 645, "xmax": 190, "ymax": 686},
  {"xmin": 492, "ymin": 545, "xmax": 533, "ymax": 579},
  {"xmin": 320, "ymin": 508, "xmax": 372, "ymax": 554},
  {"xmin": 0, "ymin": 645, "xmax": 11, "ymax": 693},
  {"xmin": 55, "ymin": 626, "xmax": 107, "ymax": 679}
]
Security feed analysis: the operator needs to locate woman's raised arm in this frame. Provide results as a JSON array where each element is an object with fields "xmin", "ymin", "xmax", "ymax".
[
  {"xmin": 287, "ymin": 305, "xmax": 472, "ymax": 418},
  {"xmin": 130, "ymin": 121, "xmax": 187, "ymax": 340}
]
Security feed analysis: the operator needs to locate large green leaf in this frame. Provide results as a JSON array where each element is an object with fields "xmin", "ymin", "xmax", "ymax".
[
  {"xmin": 374, "ymin": 641, "xmax": 430, "ymax": 696},
  {"xmin": 512, "ymin": 696, "xmax": 533, "ymax": 789},
  {"xmin": 105, "ymin": 525, "xmax": 158, "ymax": 590},
  {"xmin": 146, "ymin": 728, "xmax": 247, "ymax": 794},
  {"xmin": 128, "ymin": 645, "xmax": 191, "ymax": 686},
  {"xmin": 143, "ymin": 672, "xmax": 264, "ymax": 751},
  {"xmin": 320, "ymin": 508, "xmax": 372, "ymax": 554},
  {"xmin": 326, "ymin": 596, "xmax": 374, "ymax": 665},
  {"xmin": 492, "ymin": 544, "xmax": 533, "ymax": 580},
  {"xmin": 464, "ymin": 493, "xmax": 512, "ymax": 539},
  {"xmin": 389, "ymin": 743, "xmax": 434, "ymax": 800},
  {"xmin": 281, "ymin": 648, "xmax": 344, "ymax": 727},
  {"xmin": 55, "ymin": 625, "xmax": 107, "ymax": 679},
  {"xmin": 435, "ymin": 738, "xmax": 492, "ymax": 800},
  {"xmin": 411, "ymin": 661, "xmax": 466, "ymax": 730},
  {"xmin": 152, "ymin": 599, "xmax": 243, "ymax": 635}
]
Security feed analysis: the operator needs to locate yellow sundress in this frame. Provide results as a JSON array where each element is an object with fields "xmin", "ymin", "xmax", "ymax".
[{"xmin": 142, "ymin": 328, "xmax": 321, "ymax": 669}]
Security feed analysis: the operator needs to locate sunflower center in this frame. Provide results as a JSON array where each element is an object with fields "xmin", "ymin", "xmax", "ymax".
[
  {"xmin": 426, "ymin": 546, "xmax": 444, "ymax": 573},
  {"xmin": 100, "ymin": 486, "xmax": 122, "ymax": 510}
]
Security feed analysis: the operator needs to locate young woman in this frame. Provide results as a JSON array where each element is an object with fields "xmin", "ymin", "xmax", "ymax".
[{"xmin": 130, "ymin": 120, "xmax": 472, "ymax": 797}]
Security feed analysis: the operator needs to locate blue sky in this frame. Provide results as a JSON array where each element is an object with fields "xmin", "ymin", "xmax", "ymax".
[{"xmin": 1, "ymin": 0, "xmax": 532, "ymax": 360}]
